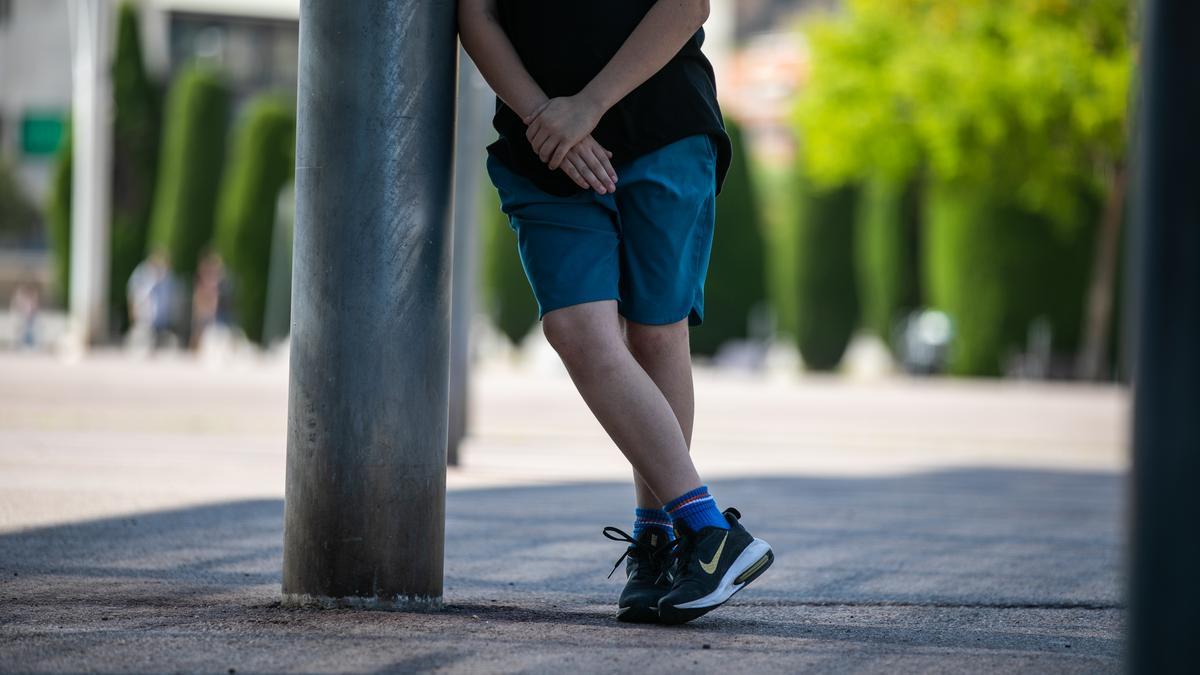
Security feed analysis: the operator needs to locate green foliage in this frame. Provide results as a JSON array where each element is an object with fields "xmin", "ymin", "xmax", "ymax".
[
  {"xmin": 924, "ymin": 181, "xmax": 1096, "ymax": 376},
  {"xmin": 215, "ymin": 96, "xmax": 295, "ymax": 345},
  {"xmin": 480, "ymin": 182, "xmax": 538, "ymax": 346},
  {"xmin": 0, "ymin": 160, "xmax": 41, "ymax": 245},
  {"xmin": 752, "ymin": 160, "xmax": 803, "ymax": 338},
  {"xmin": 110, "ymin": 1, "xmax": 162, "ymax": 331},
  {"xmin": 796, "ymin": 0, "xmax": 1133, "ymax": 227},
  {"xmin": 148, "ymin": 64, "xmax": 230, "ymax": 280},
  {"xmin": 795, "ymin": 0, "xmax": 1133, "ymax": 375},
  {"xmin": 47, "ymin": 126, "xmax": 73, "ymax": 306},
  {"xmin": 793, "ymin": 162, "xmax": 860, "ymax": 371},
  {"xmin": 854, "ymin": 175, "xmax": 921, "ymax": 346},
  {"xmin": 691, "ymin": 121, "xmax": 767, "ymax": 356}
]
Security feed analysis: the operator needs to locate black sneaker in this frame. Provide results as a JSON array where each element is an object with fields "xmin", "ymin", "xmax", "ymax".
[
  {"xmin": 602, "ymin": 526, "xmax": 675, "ymax": 623},
  {"xmin": 657, "ymin": 508, "xmax": 774, "ymax": 625}
]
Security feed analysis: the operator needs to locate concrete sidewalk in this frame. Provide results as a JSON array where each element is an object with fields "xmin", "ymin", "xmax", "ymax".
[
  {"xmin": 0, "ymin": 353, "xmax": 1127, "ymax": 672},
  {"xmin": 1, "ymin": 472, "xmax": 1122, "ymax": 673}
]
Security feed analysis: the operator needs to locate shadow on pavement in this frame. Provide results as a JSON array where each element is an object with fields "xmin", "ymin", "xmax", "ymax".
[{"xmin": 0, "ymin": 469, "xmax": 1125, "ymax": 672}]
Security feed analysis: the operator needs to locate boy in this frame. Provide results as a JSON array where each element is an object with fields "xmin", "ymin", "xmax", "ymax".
[{"xmin": 459, "ymin": 0, "xmax": 773, "ymax": 625}]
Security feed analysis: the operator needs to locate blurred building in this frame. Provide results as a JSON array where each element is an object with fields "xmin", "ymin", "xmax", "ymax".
[
  {"xmin": 0, "ymin": 0, "xmax": 297, "ymax": 308},
  {"xmin": 0, "ymin": 0, "xmax": 297, "ymax": 206}
]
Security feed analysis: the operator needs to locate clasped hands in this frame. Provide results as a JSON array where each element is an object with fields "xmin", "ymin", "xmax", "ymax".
[{"xmin": 523, "ymin": 93, "xmax": 619, "ymax": 194}]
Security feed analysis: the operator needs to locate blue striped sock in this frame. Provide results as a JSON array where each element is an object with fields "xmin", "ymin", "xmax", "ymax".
[
  {"xmin": 664, "ymin": 485, "xmax": 729, "ymax": 532},
  {"xmin": 633, "ymin": 508, "xmax": 674, "ymax": 542}
]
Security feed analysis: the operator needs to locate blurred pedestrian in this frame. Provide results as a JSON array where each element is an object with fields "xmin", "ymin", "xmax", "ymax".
[
  {"xmin": 459, "ymin": 0, "xmax": 772, "ymax": 625},
  {"xmin": 190, "ymin": 249, "xmax": 234, "ymax": 352},
  {"xmin": 127, "ymin": 250, "xmax": 178, "ymax": 351},
  {"xmin": 9, "ymin": 283, "xmax": 40, "ymax": 349}
]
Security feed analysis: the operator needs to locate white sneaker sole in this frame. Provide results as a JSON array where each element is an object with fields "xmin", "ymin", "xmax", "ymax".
[{"xmin": 673, "ymin": 538, "xmax": 773, "ymax": 609}]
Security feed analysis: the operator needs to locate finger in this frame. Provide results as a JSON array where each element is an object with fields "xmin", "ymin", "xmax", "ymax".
[
  {"xmin": 526, "ymin": 118, "xmax": 544, "ymax": 144},
  {"xmin": 570, "ymin": 154, "xmax": 606, "ymax": 193},
  {"xmin": 538, "ymin": 136, "xmax": 559, "ymax": 163},
  {"xmin": 591, "ymin": 144, "xmax": 618, "ymax": 184},
  {"xmin": 581, "ymin": 147, "xmax": 616, "ymax": 192},
  {"xmin": 561, "ymin": 157, "xmax": 590, "ymax": 190},
  {"xmin": 549, "ymin": 143, "xmax": 572, "ymax": 171},
  {"xmin": 531, "ymin": 129, "xmax": 552, "ymax": 159}
]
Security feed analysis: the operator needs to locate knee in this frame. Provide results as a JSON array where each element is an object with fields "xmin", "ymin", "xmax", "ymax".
[
  {"xmin": 543, "ymin": 313, "xmax": 607, "ymax": 369},
  {"xmin": 627, "ymin": 320, "xmax": 689, "ymax": 363}
]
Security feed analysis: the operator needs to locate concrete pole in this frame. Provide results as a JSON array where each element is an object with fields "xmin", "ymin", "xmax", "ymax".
[
  {"xmin": 66, "ymin": 0, "xmax": 113, "ymax": 346},
  {"xmin": 1128, "ymin": 0, "xmax": 1200, "ymax": 669},
  {"xmin": 282, "ymin": 0, "xmax": 459, "ymax": 609},
  {"xmin": 446, "ymin": 47, "xmax": 490, "ymax": 466}
]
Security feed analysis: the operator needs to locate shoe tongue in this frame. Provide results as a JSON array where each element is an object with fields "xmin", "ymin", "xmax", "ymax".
[
  {"xmin": 637, "ymin": 526, "xmax": 671, "ymax": 548},
  {"xmin": 672, "ymin": 520, "xmax": 698, "ymax": 540}
]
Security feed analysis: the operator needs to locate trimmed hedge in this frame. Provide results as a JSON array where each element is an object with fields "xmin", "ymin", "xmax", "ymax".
[
  {"xmin": 215, "ymin": 96, "xmax": 295, "ymax": 345},
  {"xmin": 148, "ymin": 64, "xmax": 230, "ymax": 281},
  {"xmin": 793, "ymin": 163, "xmax": 860, "ymax": 371},
  {"xmin": 0, "ymin": 160, "xmax": 41, "ymax": 245},
  {"xmin": 480, "ymin": 180, "xmax": 538, "ymax": 346},
  {"xmin": 47, "ymin": 126, "xmax": 73, "ymax": 307},
  {"xmin": 690, "ymin": 119, "xmax": 767, "ymax": 356},
  {"xmin": 110, "ymin": 1, "xmax": 162, "ymax": 332},
  {"xmin": 924, "ymin": 182, "xmax": 1096, "ymax": 376},
  {"xmin": 854, "ymin": 175, "xmax": 921, "ymax": 349}
]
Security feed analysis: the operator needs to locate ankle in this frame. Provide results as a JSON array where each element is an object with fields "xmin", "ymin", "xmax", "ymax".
[
  {"xmin": 664, "ymin": 485, "xmax": 729, "ymax": 532},
  {"xmin": 632, "ymin": 507, "xmax": 674, "ymax": 541}
]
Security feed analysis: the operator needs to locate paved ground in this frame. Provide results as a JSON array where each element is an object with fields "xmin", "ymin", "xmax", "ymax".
[{"xmin": 0, "ymin": 352, "xmax": 1128, "ymax": 673}]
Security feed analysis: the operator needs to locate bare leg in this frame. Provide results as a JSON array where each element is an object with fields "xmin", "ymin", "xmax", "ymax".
[
  {"xmin": 625, "ymin": 318, "xmax": 695, "ymax": 509},
  {"xmin": 543, "ymin": 301, "xmax": 701, "ymax": 503}
]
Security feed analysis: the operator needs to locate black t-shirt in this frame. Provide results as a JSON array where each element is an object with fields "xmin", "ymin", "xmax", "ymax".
[{"xmin": 486, "ymin": 1, "xmax": 732, "ymax": 197}]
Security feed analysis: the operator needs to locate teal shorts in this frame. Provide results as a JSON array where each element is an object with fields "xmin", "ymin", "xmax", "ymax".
[{"xmin": 485, "ymin": 133, "xmax": 718, "ymax": 326}]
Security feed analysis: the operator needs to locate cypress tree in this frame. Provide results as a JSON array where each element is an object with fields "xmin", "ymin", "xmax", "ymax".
[
  {"xmin": 148, "ymin": 64, "xmax": 230, "ymax": 282},
  {"xmin": 924, "ymin": 182, "xmax": 1096, "ymax": 376},
  {"xmin": 47, "ymin": 126, "xmax": 73, "ymax": 307},
  {"xmin": 854, "ymin": 175, "xmax": 921, "ymax": 350},
  {"xmin": 794, "ymin": 162, "xmax": 860, "ymax": 371},
  {"xmin": 480, "ymin": 181, "xmax": 538, "ymax": 346},
  {"xmin": 690, "ymin": 119, "xmax": 768, "ymax": 357},
  {"xmin": 110, "ymin": 1, "xmax": 162, "ymax": 332},
  {"xmin": 215, "ymin": 96, "xmax": 295, "ymax": 345}
]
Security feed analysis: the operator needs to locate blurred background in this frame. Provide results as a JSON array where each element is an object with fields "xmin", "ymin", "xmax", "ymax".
[
  {"xmin": 0, "ymin": 0, "xmax": 1133, "ymax": 382},
  {"xmin": 0, "ymin": 0, "xmax": 1133, "ymax": 513},
  {"xmin": 0, "ymin": 3, "xmax": 1141, "ymax": 668}
]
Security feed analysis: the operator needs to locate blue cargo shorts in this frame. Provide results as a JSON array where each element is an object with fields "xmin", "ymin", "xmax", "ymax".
[{"xmin": 485, "ymin": 132, "xmax": 718, "ymax": 326}]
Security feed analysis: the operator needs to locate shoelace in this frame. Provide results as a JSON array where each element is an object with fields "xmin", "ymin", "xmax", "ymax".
[{"xmin": 601, "ymin": 526, "xmax": 677, "ymax": 580}]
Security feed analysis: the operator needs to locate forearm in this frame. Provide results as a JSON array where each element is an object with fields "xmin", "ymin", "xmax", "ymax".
[
  {"xmin": 579, "ymin": 0, "xmax": 710, "ymax": 113},
  {"xmin": 458, "ymin": 0, "xmax": 549, "ymax": 120}
]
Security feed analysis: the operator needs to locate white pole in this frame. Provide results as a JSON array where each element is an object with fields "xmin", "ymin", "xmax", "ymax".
[
  {"xmin": 705, "ymin": 0, "xmax": 737, "ymax": 94},
  {"xmin": 67, "ymin": 0, "xmax": 113, "ymax": 349}
]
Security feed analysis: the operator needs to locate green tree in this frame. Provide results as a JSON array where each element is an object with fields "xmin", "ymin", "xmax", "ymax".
[
  {"xmin": 794, "ymin": 162, "xmax": 860, "ymax": 371},
  {"xmin": 924, "ymin": 183, "xmax": 1096, "ymax": 375},
  {"xmin": 47, "ymin": 126, "xmax": 73, "ymax": 306},
  {"xmin": 0, "ymin": 160, "xmax": 41, "ymax": 246},
  {"xmin": 148, "ymin": 64, "xmax": 230, "ymax": 281},
  {"xmin": 691, "ymin": 119, "xmax": 768, "ymax": 356},
  {"xmin": 480, "ymin": 182, "xmax": 538, "ymax": 345},
  {"xmin": 215, "ymin": 96, "xmax": 295, "ymax": 345},
  {"xmin": 854, "ymin": 175, "xmax": 921, "ymax": 348},
  {"xmin": 110, "ymin": 1, "xmax": 162, "ymax": 332},
  {"xmin": 795, "ymin": 0, "xmax": 1133, "ymax": 375}
]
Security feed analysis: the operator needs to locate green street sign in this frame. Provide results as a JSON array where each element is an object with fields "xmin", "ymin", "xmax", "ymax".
[{"xmin": 21, "ymin": 112, "xmax": 66, "ymax": 157}]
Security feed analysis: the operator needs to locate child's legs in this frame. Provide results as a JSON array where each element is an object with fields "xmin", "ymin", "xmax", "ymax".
[
  {"xmin": 543, "ymin": 300, "xmax": 701, "ymax": 503},
  {"xmin": 622, "ymin": 317, "xmax": 695, "ymax": 509}
]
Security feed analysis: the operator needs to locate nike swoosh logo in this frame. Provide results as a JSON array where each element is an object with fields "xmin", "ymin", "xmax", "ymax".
[{"xmin": 699, "ymin": 533, "xmax": 727, "ymax": 575}]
